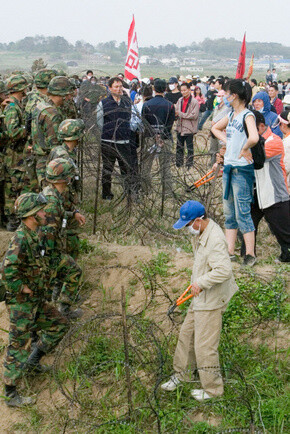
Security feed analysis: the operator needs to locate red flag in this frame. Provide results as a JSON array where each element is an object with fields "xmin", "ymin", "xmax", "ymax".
[
  {"xmin": 125, "ymin": 15, "xmax": 141, "ymax": 81},
  {"xmin": 235, "ymin": 33, "xmax": 246, "ymax": 79},
  {"xmin": 246, "ymin": 54, "xmax": 254, "ymax": 80}
]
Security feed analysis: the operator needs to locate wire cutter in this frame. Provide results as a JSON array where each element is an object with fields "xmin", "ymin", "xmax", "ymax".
[{"xmin": 167, "ymin": 284, "xmax": 193, "ymax": 316}]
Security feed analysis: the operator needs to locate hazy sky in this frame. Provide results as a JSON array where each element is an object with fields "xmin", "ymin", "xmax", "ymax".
[{"xmin": 2, "ymin": 0, "xmax": 290, "ymax": 47}]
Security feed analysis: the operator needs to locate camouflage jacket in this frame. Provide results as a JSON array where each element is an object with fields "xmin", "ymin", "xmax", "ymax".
[
  {"xmin": 24, "ymin": 89, "xmax": 49, "ymax": 137},
  {"xmin": 48, "ymin": 143, "xmax": 80, "ymax": 207},
  {"xmin": 61, "ymin": 98, "xmax": 78, "ymax": 119},
  {"xmin": 0, "ymin": 107, "xmax": 9, "ymax": 147},
  {"xmin": 31, "ymin": 98, "xmax": 64, "ymax": 156},
  {"xmin": 40, "ymin": 184, "xmax": 69, "ymax": 260},
  {"xmin": 1, "ymin": 222, "xmax": 50, "ymax": 297},
  {"xmin": 4, "ymin": 96, "xmax": 27, "ymax": 169}
]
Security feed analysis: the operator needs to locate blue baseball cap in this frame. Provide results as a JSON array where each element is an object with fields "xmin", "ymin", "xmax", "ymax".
[{"xmin": 173, "ymin": 201, "xmax": 205, "ymax": 230}]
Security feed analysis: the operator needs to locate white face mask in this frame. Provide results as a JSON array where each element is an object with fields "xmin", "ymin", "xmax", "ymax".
[
  {"xmin": 169, "ymin": 84, "xmax": 175, "ymax": 91},
  {"xmin": 187, "ymin": 225, "xmax": 200, "ymax": 236},
  {"xmin": 187, "ymin": 216, "xmax": 204, "ymax": 236}
]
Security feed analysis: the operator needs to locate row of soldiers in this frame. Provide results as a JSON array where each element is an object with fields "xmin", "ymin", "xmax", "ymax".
[{"xmin": 0, "ymin": 70, "xmax": 88, "ymax": 407}]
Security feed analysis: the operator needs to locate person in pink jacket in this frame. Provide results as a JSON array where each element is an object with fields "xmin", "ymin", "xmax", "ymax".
[{"xmin": 175, "ymin": 83, "xmax": 199, "ymax": 169}]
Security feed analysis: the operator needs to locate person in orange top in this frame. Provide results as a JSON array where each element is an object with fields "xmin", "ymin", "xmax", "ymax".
[
  {"xmin": 241, "ymin": 110, "xmax": 290, "ymax": 262},
  {"xmin": 279, "ymin": 111, "xmax": 290, "ymax": 191}
]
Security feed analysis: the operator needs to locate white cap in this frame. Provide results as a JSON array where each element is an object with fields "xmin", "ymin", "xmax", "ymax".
[
  {"xmin": 282, "ymin": 94, "xmax": 290, "ymax": 105},
  {"xmin": 142, "ymin": 77, "xmax": 150, "ymax": 85}
]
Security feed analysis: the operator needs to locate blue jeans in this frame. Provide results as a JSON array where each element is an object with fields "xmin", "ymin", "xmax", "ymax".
[
  {"xmin": 198, "ymin": 110, "xmax": 212, "ymax": 130},
  {"xmin": 223, "ymin": 168, "xmax": 255, "ymax": 234}
]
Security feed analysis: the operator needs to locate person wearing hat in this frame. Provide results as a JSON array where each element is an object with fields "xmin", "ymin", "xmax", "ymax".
[
  {"xmin": 4, "ymin": 74, "xmax": 29, "ymax": 231},
  {"xmin": 39, "ymin": 158, "xmax": 83, "ymax": 319},
  {"xmin": 31, "ymin": 76, "xmax": 74, "ymax": 190},
  {"xmin": 0, "ymin": 80, "xmax": 9, "ymax": 226},
  {"xmin": 23, "ymin": 69, "xmax": 58, "ymax": 193},
  {"xmin": 165, "ymin": 77, "xmax": 182, "ymax": 105},
  {"xmin": 1, "ymin": 192, "xmax": 69, "ymax": 407},
  {"xmin": 161, "ymin": 200, "xmax": 238, "ymax": 401},
  {"xmin": 48, "ymin": 119, "xmax": 86, "ymax": 259}
]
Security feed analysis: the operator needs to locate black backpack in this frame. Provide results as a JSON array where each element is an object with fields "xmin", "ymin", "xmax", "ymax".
[{"xmin": 243, "ymin": 114, "xmax": 266, "ymax": 170}]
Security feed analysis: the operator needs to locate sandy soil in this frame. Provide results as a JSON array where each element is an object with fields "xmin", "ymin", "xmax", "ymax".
[{"xmin": 0, "ymin": 230, "xmax": 288, "ymax": 432}]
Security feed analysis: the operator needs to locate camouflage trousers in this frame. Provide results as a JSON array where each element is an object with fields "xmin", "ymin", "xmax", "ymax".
[
  {"xmin": 4, "ymin": 167, "xmax": 25, "ymax": 217},
  {"xmin": 33, "ymin": 155, "xmax": 48, "ymax": 190},
  {"xmin": 3, "ymin": 293, "xmax": 68, "ymax": 386},
  {"xmin": 51, "ymin": 253, "xmax": 82, "ymax": 305},
  {"xmin": 21, "ymin": 155, "xmax": 39, "ymax": 194},
  {"xmin": 66, "ymin": 217, "xmax": 81, "ymax": 260}
]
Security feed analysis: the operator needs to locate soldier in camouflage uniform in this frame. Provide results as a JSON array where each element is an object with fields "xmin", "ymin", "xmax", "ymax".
[
  {"xmin": 2, "ymin": 192, "xmax": 68, "ymax": 407},
  {"xmin": 40, "ymin": 158, "xmax": 84, "ymax": 318},
  {"xmin": 0, "ymin": 80, "xmax": 9, "ymax": 225},
  {"xmin": 49, "ymin": 119, "xmax": 86, "ymax": 258},
  {"xmin": 61, "ymin": 78, "xmax": 78, "ymax": 119},
  {"xmin": 31, "ymin": 76, "xmax": 73, "ymax": 190},
  {"xmin": 4, "ymin": 74, "xmax": 29, "ymax": 231},
  {"xmin": 22, "ymin": 69, "xmax": 57, "ymax": 193}
]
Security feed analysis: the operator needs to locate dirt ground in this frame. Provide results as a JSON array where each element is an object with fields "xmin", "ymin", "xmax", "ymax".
[{"xmin": 0, "ymin": 229, "xmax": 288, "ymax": 432}]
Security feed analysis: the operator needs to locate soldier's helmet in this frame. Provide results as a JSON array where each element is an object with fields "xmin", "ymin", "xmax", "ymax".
[
  {"xmin": 6, "ymin": 74, "xmax": 28, "ymax": 93},
  {"xmin": 46, "ymin": 157, "xmax": 75, "ymax": 183},
  {"xmin": 34, "ymin": 69, "xmax": 58, "ymax": 89},
  {"xmin": 15, "ymin": 193, "xmax": 47, "ymax": 218},
  {"xmin": 48, "ymin": 76, "xmax": 73, "ymax": 96},
  {"xmin": 23, "ymin": 72, "xmax": 34, "ymax": 88},
  {"xmin": 58, "ymin": 119, "xmax": 85, "ymax": 141},
  {"xmin": 0, "ymin": 80, "xmax": 7, "ymax": 94}
]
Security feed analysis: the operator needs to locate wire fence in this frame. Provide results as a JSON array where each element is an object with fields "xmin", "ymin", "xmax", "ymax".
[
  {"xmin": 48, "ymin": 256, "xmax": 287, "ymax": 433},
  {"xmin": 44, "ymin": 95, "xmax": 288, "ymax": 432}
]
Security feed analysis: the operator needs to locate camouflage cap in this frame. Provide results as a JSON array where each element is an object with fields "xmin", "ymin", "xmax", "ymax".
[
  {"xmin": 15, "ymin": 192, "xmax": 47, "ymax": 218},
  {"xmin": 58, "ymin": 119, "xmax": 85, "ymax": 141},
  {"xmin": 46, "ymin": 157, "xmax": 76, "ymax": 183},
  {"xmin": 6, "ymin": 74, "xmax": 28, "ymax": 93},
  {"xmin": 0, "ymin": 80, "xmax": 7, "ymax": 94},
  {"xmin": 34, "ymin": 69, "xmax": 58, "ymax": 88},
  {"xmin": 48, "ymin": 76, "xmax": 73, "ymax": 96}
]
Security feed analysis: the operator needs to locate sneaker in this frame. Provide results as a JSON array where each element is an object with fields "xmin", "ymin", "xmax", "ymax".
[
  {"xmin": 161, "ymin": 374, "xmax": 181, "ymax": 391},
  {"xmin": 243, "ymin": 254, "xmax": 257, "ymax": 267},
  {"xmin": 229, "ymin": 254, "xmax": 237, "ymax": 262},
  {"xmin": 190, "ymin": 389, "xmax": 212, "ymax": 402}
]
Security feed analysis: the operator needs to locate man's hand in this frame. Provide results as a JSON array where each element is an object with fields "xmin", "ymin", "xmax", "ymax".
[
  {"xmin": 191, "ymin": 282, "xmax": 202, "ymax": 297},
  {"xmin": 239, "ymin": 147, "xmax": 253, "ymax": 163},
  {"xmin": 75, "ymin": 212, "xmax": 86, "ymax": 226},
  {"xmin": 22, "ymin": 285, "xmax": 33, "ymax": 297}
]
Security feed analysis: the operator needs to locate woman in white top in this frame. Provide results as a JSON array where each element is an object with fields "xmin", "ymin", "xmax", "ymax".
[{"xmin": 212, "ymin": 79, "xmax": 259, "ymax": 267}]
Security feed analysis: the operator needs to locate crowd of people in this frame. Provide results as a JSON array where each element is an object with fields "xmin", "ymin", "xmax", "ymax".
[{"xmin": 0, "ymin": 66, "xmax": 289, "ymax": 407}]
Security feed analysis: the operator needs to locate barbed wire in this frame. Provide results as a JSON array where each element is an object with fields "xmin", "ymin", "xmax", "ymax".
[{"xmin": 47, "ymin": 257, "xmax": 286, "ymax": 433}]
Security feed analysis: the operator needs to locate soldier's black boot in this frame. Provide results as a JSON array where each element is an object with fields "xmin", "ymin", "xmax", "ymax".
[
  {"xmin": 58, "ymin": 303, "xmax": 83, "ymax": 320},
  {"xmin": 4, "ymin": 385, "xmax": 35, "ymax": 407},
  {"xmin": 24, "ymin": 347, "xmax": 51, "ymax": 374},
  {"xmin": 6, "ymin": 214, "xmax": 20, "ymax": 232}
]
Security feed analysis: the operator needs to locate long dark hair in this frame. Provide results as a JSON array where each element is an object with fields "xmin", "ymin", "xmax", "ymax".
[{"xmin": 225, "ymin": 79, "xmax": 252, "ymax": 106}]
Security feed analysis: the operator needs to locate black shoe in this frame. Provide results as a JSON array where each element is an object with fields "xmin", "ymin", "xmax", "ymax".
[
  {"xmin": 243, "ymin": 254, "xmax": 257, "ymax": 267},
  {"xmin": 58, "ymin": 303, "xmax": 83, "ymax": 320},
  {"xmin": 102, "ymin": 193, "xmax": 114, "ymax": 201},
  {"xmin": 5, "ymin": 385, "xmax": 35, "ymax": 407},
  {"xmin": 23, "ymin": 347, "xmax": 51, "ymax": 374}
]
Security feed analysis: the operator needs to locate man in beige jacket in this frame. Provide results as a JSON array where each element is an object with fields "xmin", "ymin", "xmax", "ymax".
[{"xmin": 161, "ymin": 200, "xmax": 238, "ymax": 401}]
